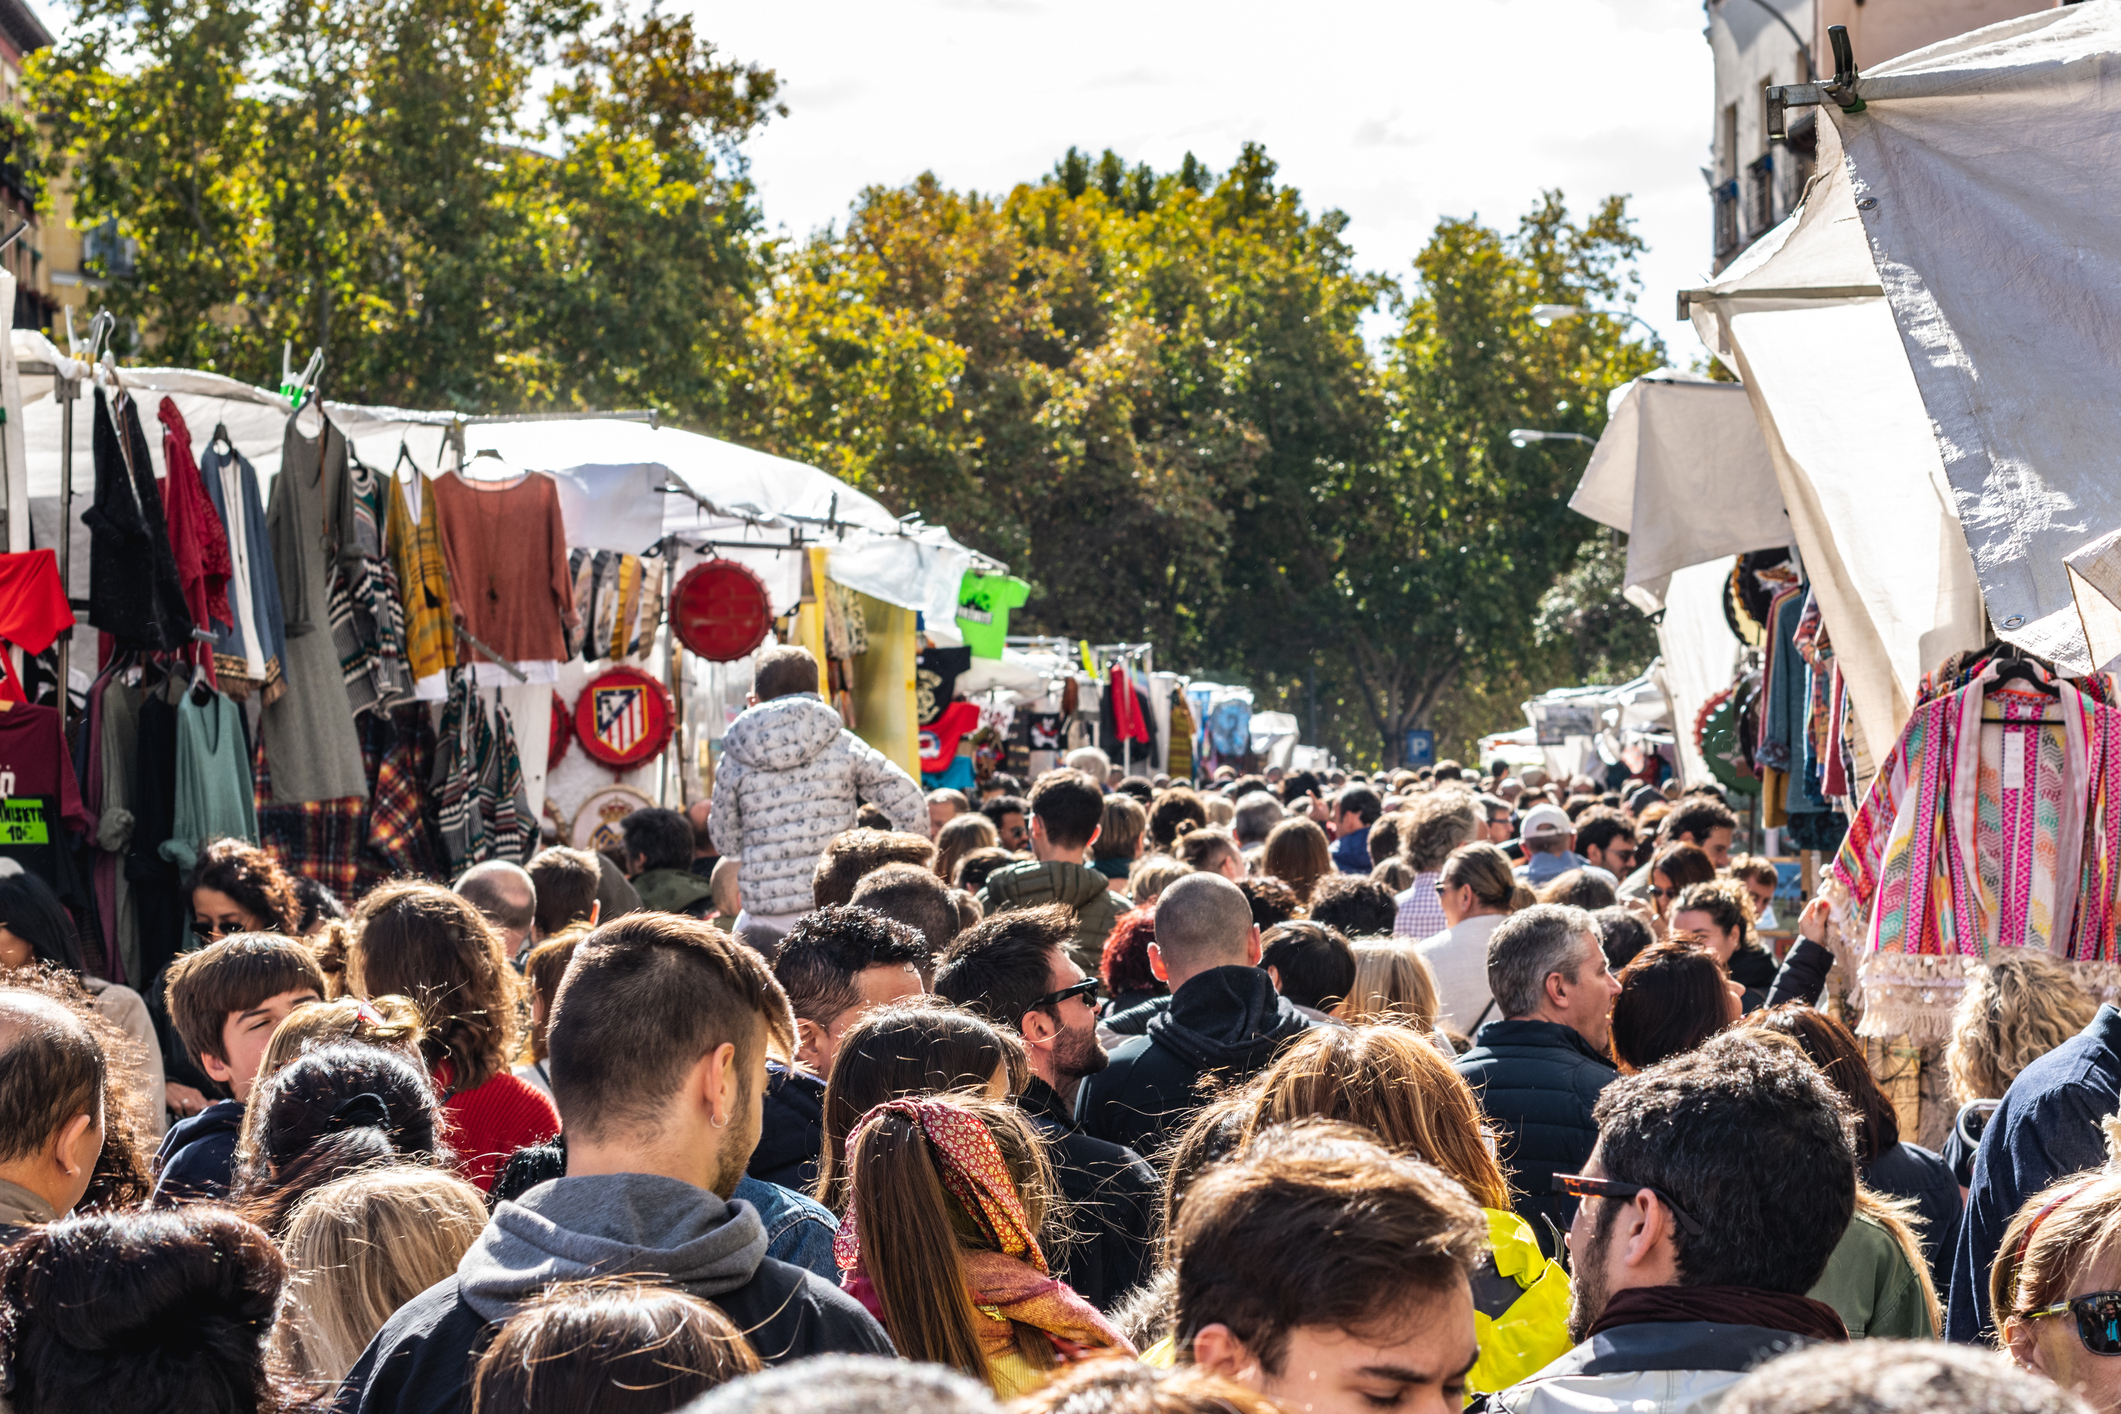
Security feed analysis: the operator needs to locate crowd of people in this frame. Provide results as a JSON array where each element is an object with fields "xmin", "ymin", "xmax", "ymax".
[{"xmin": 3, "ymin": 640, "xmax": 2121, "ymax": 1413}]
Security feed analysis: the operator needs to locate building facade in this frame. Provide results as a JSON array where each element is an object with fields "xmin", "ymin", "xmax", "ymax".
[{"xmin": 1704, "ymin": 0, "xmax": 2066, "ymax": 271}]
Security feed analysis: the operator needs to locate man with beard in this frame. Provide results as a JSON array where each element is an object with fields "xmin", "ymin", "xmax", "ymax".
[
  {"xmin": 934, "ymin": 903, "xmax": 1159, "ymax": 1308},
  {"xmin": 338, "ymin": 914, "xmax": 890, "ymax": 1414},
  {"xmin": 1482, "ymin": 1030, "xmax": 1856, "ymax": 1412}
]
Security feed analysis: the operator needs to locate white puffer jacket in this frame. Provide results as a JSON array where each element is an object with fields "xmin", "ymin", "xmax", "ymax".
[{"xmin": 710, "ymin": 693, "xmax": 927, "ymax": 916}]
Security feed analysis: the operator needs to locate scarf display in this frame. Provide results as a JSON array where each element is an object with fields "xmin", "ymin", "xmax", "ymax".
[
  {"xmin": 1831, "ymin": 659, "xmax": 2121, "ymax": 1039},
  {"xmin": 1587, "ymin": 1284, "xmax": 1847, "ymax": 1344},
  {"xmin": 833, "ymin": 1098, "xmax": 1134, "ymax": 1365}
]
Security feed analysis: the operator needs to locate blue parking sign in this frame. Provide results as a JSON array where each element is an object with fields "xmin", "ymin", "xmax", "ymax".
[{"xmin": 1403, "ymin": 729, "xmax": 1436, "ymax": 767}]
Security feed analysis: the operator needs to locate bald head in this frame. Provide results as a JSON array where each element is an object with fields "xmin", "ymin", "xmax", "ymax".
[
  {"xmin": 1153, "ymin": 873, "xmax": 1258, "ymax": 979},
  {"xmin": 457, "ymin": 861, "xmax": 537, "ymax": 952},
  {"xmin": 0, "ymin": 990, "xmax": 104, "ymax": 1168}
]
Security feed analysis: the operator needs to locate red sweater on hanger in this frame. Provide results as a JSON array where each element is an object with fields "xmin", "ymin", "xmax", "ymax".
[
  {"xmin": 157, "ymin": 399, "xmax": 234, "ymax": 673},
  {"xmin": 1110, "ymin": 663, "xmax": 1149, "ymax": 743}
]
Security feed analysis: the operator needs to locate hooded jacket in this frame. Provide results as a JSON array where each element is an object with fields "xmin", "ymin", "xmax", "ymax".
[
  {"xmin": 1455, "ymin": 1020, "xmax": 1619, "ymax": 1255},
  {"xmin": 978, "ymin": 860, "xmax": 1125, "ymax": 976},
  {"xmin": 747, "ymin": 1061, "xmax": 827, "ymax": 1193},
  {"xmin": 336, "ymin": 1172, "xmax": 890, "ymax": 1414},
  {"xmin": 1075, "ymin": 965, "xmax": 1317, "ymax": 1160},
  {"xmin": 1018, "ymin": 1076, "xmax": 1159, "ymax": 1309},
  {"xmin": 709, "ymin": 694, "xmax": 926, "ymax": 916},
  {"xmin": 1479, "ymin": 1313, "xmax": 1827, "ymax": 1413},
  {"xmin": 150, "ymin": 1098, "xmax": 247, "ymax": 1206},
  {"xmin": 632, "ymin": 867, "xmax": 716, "ymax": 919}
]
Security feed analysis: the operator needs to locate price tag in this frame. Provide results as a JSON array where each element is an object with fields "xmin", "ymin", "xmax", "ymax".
[
  {"xmin": 0, "ymin": 800, "xmax": 47, "ymax": 845},
  {"xmin": 2004, "ymin": 732, "xmax": 2027, "ymax": 791}
]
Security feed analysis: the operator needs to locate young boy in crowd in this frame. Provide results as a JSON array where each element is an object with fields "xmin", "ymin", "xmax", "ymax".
[{"xmin": 152, "ymin": 935, "xmax": 327, "ymax": 1204}]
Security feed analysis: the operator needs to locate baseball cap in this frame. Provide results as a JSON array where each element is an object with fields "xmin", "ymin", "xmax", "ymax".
[{"xmin": 1520, "ymin": 804, "xmax": 1574, "ymax": 842}]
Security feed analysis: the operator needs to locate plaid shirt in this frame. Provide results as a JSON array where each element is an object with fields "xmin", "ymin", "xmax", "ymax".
[{"xmin": 1393, "ymin": 871, "xmax": 1446, "ymax": 938}]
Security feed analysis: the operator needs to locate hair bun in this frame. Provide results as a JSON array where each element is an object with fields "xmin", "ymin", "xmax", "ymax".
[
  {"xmin": 1173, "ymin": 820, "xmax": 1199, "ymax": 838},
  {"xmin": 327, "ymin": 1092, "xmax": 391, "ymax": 1133}
]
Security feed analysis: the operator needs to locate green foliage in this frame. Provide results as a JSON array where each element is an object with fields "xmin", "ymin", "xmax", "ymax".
[{"xmin": 29, "ymin": 0, "xmax": 778, "ymax": 410}]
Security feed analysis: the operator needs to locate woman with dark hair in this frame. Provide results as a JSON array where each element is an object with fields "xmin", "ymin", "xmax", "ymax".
[
  {"xmin": 1100, "ymin": 909, "xmax": 1166, "ymax": 1015},
  {"xmin": 0, "ymin": 870, "xmax": 166, "ymax": 1126},
  {"xmin": 814, "ymin": 1000, "xmax": 1021, "ymax": 1213},
  {"xmin": 469, "ymin": 1279, "xmax": 760, "ymax": 1414},
  {"xmin": 838, "ymin": 1096, "xmax": 1131, "ymax": 1395},
  {"xmin": 347, "ymin": 881, "xmax": 557, "ymax": 1191},
  {"xmin": 1589, "ymin": 905, "xmax": 1655, "ymax": 972},
  {"xmin": 1260, "ymin": 817, "xmax": 1332, "ymax": 904},
  {"xmin": 1671, "ymin": 878, "xmax": 1778, "ymax": 1011},
  {"xmin": 1643, "ymin": 843, "xmax": 1715, "ymax": 928},
  {"xmin": 953, "ymin": 847, "xmax": 1016, "ymax": 897},
  {"xmin": 0, "ymin": 1205, "xmax": 303, "ymax": 1413},
  {"xmin": 186, "ymin": 838, "xmax": 303, "ymax": 940},
  {"xmin": 1750, "ymin": 1003, "xmax": 1963, "ymax": 1290},
  {"xmin": 1145, "ymin": 789, "xmax": 1209, "ymax": 853},
  {"xmin": 935, "ymin": 815, "xmax": 999, "ymax": 891},
  {"xmin": 232, "ymin": 1041, "xmax": 448, "ymax": 1236},
  {"xmin": 1608, "ymin": 941, "xmax": 1741, "ymax": 1072}
]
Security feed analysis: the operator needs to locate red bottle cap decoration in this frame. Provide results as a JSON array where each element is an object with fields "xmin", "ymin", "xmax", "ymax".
[
  {"xmin": 549, "ymin": 690, "xmax": 573, "ymax": 771},
  {"xmin": 671, "ymin": 560, "xmax": 774, "ymax": 662},
  {"xmin": 575, "ymin": 665, "xmax": 675, "ymax": 768}
]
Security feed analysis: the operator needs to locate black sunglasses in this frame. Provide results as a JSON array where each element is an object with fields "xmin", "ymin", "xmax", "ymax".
[
  {"xmin": 1033, "ymin": 978, "xmax": 1099, "ymax": 1010},
  {"xmin": 1552, "ymin": 1172, "xmax": 1706, "ymax": 1237},
  {"xmin": 193, "ymin": 918, "xmax": 243, "ymax": 939},
  {"xmin": 2025, "ymin": 1291, "xmax": 2121, "ymax": 1355}
]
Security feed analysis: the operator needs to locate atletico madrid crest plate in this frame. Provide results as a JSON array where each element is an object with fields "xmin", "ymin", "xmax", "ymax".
[{"xmin": 575, "ymin": 665, "xmax": 675, "ymax": 768}]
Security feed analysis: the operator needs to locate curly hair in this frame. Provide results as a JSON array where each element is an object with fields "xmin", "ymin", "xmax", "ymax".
[
  {"xmin": 1101, "ymin": 909, "xmax": 1164, "ymax": 1003},
  {"xmin": 347, "ymin": 882, "xmax": 523, "ymax": 1093},
  {"xmin": 184, "ymin": 838, "xmax": 302, "ymax": 936},
  {"xmin": 1946, "ymin": 951, "xmax": 2100, "ymax": 1107}
]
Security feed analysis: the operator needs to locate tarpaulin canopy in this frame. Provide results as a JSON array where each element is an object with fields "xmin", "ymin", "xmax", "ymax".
[
  {"xmin": 1686, "ymin": 115, "xmax": 1985, "ymax": 758},
  {"xmin": 1654, "ymin": 557, "xmax": 1746, "ymax": 788},
  {"xmin": 1569, "ymin": 372, "xmax": 1789, "ymax": 613},
  {"xmin": 1816, "ymin": 3, "xmax": 2121, "ymax": 673}
]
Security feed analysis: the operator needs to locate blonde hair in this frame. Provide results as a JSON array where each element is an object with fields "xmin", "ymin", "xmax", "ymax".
[
  {"xmin": 1994, "ymin": 1165, "xmax": 2121, "ymax": 1341},
  {"xmin": 1204, "ymin": 797, "xmax": 1235, "ymax": 827},
  {"xmin": 1947, "ymin": 952, "xmax": 2100, "ymax": 1107},
  {"xmin": 1860, "ymin": 1186, "xmax": 1942, "ymax": 1337},
  {"xmin": 1128, "ymin": 855, "xmax": 1193, "ymax": 907},
  {"xmin": 1174, "ymin": 826, "xmax": 1241, "ymax": 875},
  {"xmin": 271, "ymin": 1164, "xmax": 488, "ymax": 1383},
  {"xmin": 1333, "ymin": 940, "xmax": 1440, "ymax": 1031},
  {"xmin": 235, "ymin": 995, "xmax": 427, "ymax": 1183}
]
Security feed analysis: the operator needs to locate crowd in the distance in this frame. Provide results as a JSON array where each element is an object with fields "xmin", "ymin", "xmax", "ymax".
[{"xmin": 1, "ymin": 640, "xmax": 2119, "ymax": 1414}]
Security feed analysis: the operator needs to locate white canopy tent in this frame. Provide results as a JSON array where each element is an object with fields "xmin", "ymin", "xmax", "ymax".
[
  {"xmin": 1569, "ymin": 372, "xmax": 1791, "ymax": 614},
  {"xmin": 18, "ymin": 346, "xmax": 979, "ymax": 628}
]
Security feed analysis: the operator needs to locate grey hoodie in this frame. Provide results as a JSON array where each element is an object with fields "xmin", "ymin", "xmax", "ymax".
[
  {"xmin": 459, "ymin": 1173, "xmax": 767, "ymax": 1321},
  {"xmin": 709, "ymin": 693, "xmax": 927, "ymax": 915}
]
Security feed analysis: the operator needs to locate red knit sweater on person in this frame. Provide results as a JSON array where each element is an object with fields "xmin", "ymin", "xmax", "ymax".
[{"xmin": 435, "ymin": 1063, "xmax": 560, "ymax": 1192}]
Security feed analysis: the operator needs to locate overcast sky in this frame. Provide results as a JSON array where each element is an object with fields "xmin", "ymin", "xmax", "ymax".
[{"xmin": 696, "ymin": 0, "xmax": 1718, "ymax": 363}]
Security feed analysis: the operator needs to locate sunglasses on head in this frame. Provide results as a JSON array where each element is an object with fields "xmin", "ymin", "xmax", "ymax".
[
  {"xmin": 2026, "ymin": 1291, "xmax": 2121, "ymax": 1356},
  {"xmin": 1552, "ymin": 1172, "xmax": 1706, "ymax": 1237},
  {"xmin": 1033, "ymin": 977, "xmax": 1099, "ymax": 1010}
]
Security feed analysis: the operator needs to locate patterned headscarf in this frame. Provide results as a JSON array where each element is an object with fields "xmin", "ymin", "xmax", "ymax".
[{"xmin": 833, "ymin": 1097, "xmax": 1046, "ymax": 1276}]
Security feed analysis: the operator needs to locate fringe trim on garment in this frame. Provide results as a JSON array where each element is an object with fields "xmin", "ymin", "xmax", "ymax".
[{"xmin": 1851, "ymin": 951, "xmax": 2121, "ymax": 1042}]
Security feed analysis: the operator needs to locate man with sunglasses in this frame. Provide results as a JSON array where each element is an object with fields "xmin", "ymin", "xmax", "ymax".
[
  {"xmin": 934, "ymin": 903, "xmax": 1159, "ymax": 1308},
  {"xmin": 1483, "ymin": 1031, "xmax": 1856, "ymax": 1413}
]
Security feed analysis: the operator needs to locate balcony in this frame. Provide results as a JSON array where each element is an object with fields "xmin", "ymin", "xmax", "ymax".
[{"xmin": 1712, "ymin": 179, "xmax": 1741, "ymax": 262}]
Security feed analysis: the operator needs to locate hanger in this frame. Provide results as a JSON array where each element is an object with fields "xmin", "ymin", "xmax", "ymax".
[
  {"xmin": 391, "ymin": 440, "xmax": 422, "ymax": 481},
  {"xmin": 460, "ymin": 447, "xmax": 525, "ymax": 483},
  {"xmin": 209, "ymin": 422, "xmax": 235, "ymax": 457}
]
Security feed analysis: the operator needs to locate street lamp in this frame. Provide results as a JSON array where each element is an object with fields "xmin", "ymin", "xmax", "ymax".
[
  {"xmin": 1509, "ymin": 429, "xmax": 1596, "ymax": 448},
  {"xmin": 1531, "ymin": 303, "xmax": 1661, "ymax": 340}
]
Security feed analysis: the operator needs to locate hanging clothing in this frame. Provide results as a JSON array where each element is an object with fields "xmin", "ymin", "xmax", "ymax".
[
  {"xmin": 433, "ymin": 676, "xmax": 536, "ymax": 871},
  {"xmin": 0, "ymin": 702, "xmax": 94, "ymax": 908},
  {"xmin": 128, "ymin": 690, "xmax": 188, "ymax": 988},
  {"xmin": 429, "ymin": 471, "xmax": 578, "ymax": 668},
  {"xmin": 161, "ymin": 688, "xmax": 257, "ymax": 874},
  {"xmin": 0, "ymin": 551, "xmax": 74, "ymax": 706},
  {"xmin": 919, "ymin": 701, "xmax": 981, "ymax": 775},
  {"xmin": 954, "ymin": 572, "xmax": 1030, "ymax": 659},
  {"xmin": 916, "ymin": 646, "xmax": 973, "ymax": 725},
  {"xmin": 155, "ymin": 399, "xmax": 234, "ymax": 677},
  {"xmin": 356, "ymin": 706, "xmax": 441, "ymax": 891},
  {"xmin": 95, "ymin": 676, "xmax": 143, "ymax": 985},
  {"xmin": 1831, "ymin": 661, "xmax": 2121, "ymax": 1040},
  {"xmin": 1167, "ymin": 692, "xmax": 1196, "ymax": 782},
  {"xmin": 261, "ymin": 413, "xmax": 370, "ymax": 803},
  {"xmin": 384, "ymin": 466, "xmax": 457, "ymax": 698},
  {"xmin": 1108, "ymin": 664, "xmax": 1149, "ymax": 744},
  {"xmin": 83, "ymin": 390, "xmax": 194, "ymax": 653},
  {"xmin": 198, "ymin": 433, "xmax": 288, "ymax": 701},
  {"xmin": 330, "ymin": 454, "xmax": 412, "ymax": 716}
]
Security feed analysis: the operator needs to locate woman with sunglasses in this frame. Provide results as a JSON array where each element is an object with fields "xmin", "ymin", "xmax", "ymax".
[
  {"xmin": 1640, "ymin": 843, "xmax": 1715, "ymax": 930},
  {"xmin": 185, "ymin": 837, "xmax": 302, "ymax": 942},
  {"xmin": 1997, "ymin": 1169, "xmax": 2121, "ymax": 1412}
]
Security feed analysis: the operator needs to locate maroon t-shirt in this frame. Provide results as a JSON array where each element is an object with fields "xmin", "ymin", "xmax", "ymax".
[{"xmin": 0, "ymin": 704, "xmax": 93, "ymax": 894}]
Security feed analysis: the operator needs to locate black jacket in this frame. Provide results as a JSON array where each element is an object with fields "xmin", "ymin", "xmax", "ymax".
[
  {"xmin": 1865, "ymin": 1139, "xmax": 1962, "ymax": 1294},
  {"xmin": 1076, "ymin": 965, "xmax": 1317, "ymax": 1162},
  {"xmin": 1019, "ymin": 1076, "xmax": 1158, "ymax": 1311},
  {"xmin": 1455, "ymin": 1019, "xmax": 1619, "ymax": 1255},
  {"xmin": 1765, "ymin": 937, "xmax": 1835, "ymax": 1009},
  {"xmin": 151, "ymin": 1099, "xmax": 246, "ymax": 1205},
  {"xmin": 747, "ymin": 1062, "xmax": 826, "ymax": 1192},
  {"xmin": 1727, "ymin": 944, "xmax": 1780, "ymax": 1013}
]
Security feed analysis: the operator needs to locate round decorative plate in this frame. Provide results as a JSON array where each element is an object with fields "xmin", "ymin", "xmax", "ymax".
[
  {"xmin": 574, "ymin": 665, "xmax": 675, "ymax": 768},
  {"xmin": 670, "ymin": 559, "xmax": 774, "ymax": 662},
  {"xmin": 568, "ymin": 784, "xmax": 658, "ymax": 854}
]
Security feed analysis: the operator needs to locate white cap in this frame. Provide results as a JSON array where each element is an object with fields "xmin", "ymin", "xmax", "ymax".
[{"xmin": 1520, "ymin": 804, "xmax": 1574, "ymax": 842}]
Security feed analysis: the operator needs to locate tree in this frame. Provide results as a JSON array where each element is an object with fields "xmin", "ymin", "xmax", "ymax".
[
  {"xmin": 29, "ymin": 0, "xmax": 778, "ymax": 412},
  {"xmin": 1297, "ymin": 194, "xmax": 1664, "ymax": 766}
]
